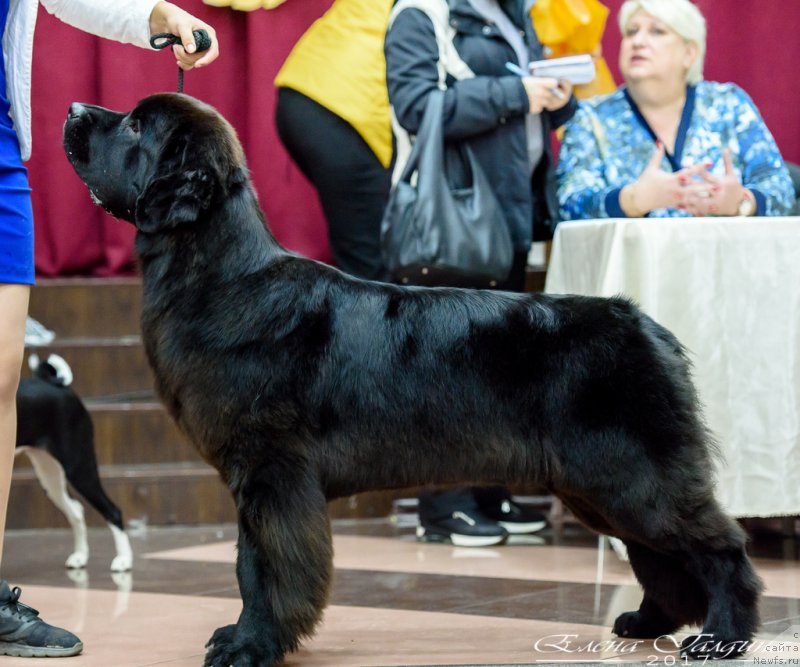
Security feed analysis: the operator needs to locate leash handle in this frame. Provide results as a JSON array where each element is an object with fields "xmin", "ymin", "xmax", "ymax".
[
  {"xmin": 150, "ymin": 28, "xmax": 212, "ymax": 52},
  {"xmin": 150, "ymin": 29, "xmax": 212, "ymax": 93}
]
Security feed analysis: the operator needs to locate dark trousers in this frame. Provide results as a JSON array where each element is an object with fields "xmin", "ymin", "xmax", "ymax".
[
  {"xmin": 275, "ymin": 87, "xmax": 391, "ymax": 282},
  {"xmin": 418, "ymin": 486, "xmax": 511, "ymax": 523}
]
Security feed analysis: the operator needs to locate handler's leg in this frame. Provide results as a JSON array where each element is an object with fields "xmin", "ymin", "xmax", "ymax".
[
  {"xmin": 0, "ymin": 284, "xmax": 83, "ymax": 657},
  {"xmin": 0, "ymin": 284, "xmax": 28, "ymax": 565}
]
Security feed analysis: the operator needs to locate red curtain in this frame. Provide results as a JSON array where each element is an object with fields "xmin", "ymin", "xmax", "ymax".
[
  {"xmin": 29, "ymin": 0, "xmax": 334, "ymax": 277},
  {"xmin": 28, "ymin": 0, "xmax": 800, "ymax": 277}
]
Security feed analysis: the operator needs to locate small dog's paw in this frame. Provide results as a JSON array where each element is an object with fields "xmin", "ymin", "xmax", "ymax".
[
  {"xmin": 65, "ymin": 551, "xmax": 88, "ymax": 569},
  {"xmin": 110, "ymin": 554, "xmax": 133, "ymax": 572},
  {"xmin": 680, "ymin": 634, "xmax": 750, "ymax": 660}
]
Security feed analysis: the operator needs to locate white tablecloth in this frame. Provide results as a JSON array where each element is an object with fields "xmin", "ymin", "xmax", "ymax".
[{"xmin": 545, "ymin": 217, "xmax": 800, "ymax": 518}]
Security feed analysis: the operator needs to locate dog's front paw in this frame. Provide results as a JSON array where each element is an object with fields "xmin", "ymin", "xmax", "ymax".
[
  {"xmin": 680, "ymin": 634, "xmax": 750, "ymax": 660},
  {"xmin": 65, "ymin": 550, "xmax": 88, "ymax": 569},
  {"xmin": 205, "ymin": 624, "xmax": 236, "ymax": 652},
  {"xmin": 204, "ymin": 627, "xmax": 281, "ymax": 667}
]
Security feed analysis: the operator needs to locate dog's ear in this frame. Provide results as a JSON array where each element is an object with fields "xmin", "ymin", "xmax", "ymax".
[{"xmin": 135, "ymin": 168, "xmax": 215, "ymax": 233}]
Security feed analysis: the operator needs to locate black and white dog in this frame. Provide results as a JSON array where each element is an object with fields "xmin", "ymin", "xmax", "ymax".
[{"xmin": 16, "ymin": 354, "xmax": 132, "ymax": 572}]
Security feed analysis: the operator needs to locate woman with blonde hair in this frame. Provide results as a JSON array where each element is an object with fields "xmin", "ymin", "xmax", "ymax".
[{"xmin": 557, "ymin": 0, "xmax": 795, "ymax": 220}]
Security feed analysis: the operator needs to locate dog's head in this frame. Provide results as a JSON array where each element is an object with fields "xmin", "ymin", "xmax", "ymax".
[{"xmin": 63, "ymin": 93, "xmax": 246, "ymax": 233}]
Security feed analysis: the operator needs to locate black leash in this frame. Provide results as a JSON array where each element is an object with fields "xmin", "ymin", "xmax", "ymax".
[{"xmin": 150, "ymin": 29, "xmax": 212, "ymax": 93}]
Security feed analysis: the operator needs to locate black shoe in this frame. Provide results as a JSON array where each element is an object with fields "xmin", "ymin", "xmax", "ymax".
[
  {"xmin": 0, "ymin": 581, "xmax": 83, "ymax": 657},
  {"xmin": 479, "ymin": 498, "xmax": 548, "ymax": 535},
  {"xmin": 417, "ymin": 509, "xmax": 508, "ymax": 547}
]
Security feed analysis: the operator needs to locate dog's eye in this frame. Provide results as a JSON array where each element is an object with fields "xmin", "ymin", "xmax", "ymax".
[{"xmin": 125, "ymin": 118, "xmax": 141, "ymax": 136}]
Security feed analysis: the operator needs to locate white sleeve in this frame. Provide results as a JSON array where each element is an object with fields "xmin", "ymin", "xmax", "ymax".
[{"xmin": 39, "ymin": 0, "xmax": 161, "ymax": 49}]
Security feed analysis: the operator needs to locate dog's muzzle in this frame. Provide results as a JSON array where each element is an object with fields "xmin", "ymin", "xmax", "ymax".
[{"xmin": 63, "ymin": 104, "xmax": 93, "ymax": 166}]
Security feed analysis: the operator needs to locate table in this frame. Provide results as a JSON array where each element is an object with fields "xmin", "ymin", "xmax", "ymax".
[{"xmin": 545, "ymin": 217, "xmax": 800, "ymax": 518}]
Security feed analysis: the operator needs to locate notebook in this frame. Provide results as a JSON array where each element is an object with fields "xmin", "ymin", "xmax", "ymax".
[{"xmin": 529, "ymin": 54, "xmax": 596, "ymax": 85}]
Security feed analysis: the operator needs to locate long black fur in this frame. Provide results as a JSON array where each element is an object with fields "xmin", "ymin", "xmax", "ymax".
[{"xmin": 63, "ymin": 93, "xmax": 762, "ymax": 665}]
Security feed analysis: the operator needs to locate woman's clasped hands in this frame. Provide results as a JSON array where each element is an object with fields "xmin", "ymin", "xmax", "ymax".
[{"xmin": 621, "ymin": 144, "xmax": 753, "ymax": 217}]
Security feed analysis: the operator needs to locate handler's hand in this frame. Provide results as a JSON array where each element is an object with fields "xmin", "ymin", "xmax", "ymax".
[
  {"xmin": 150, "ymin": 1, "xmax": 219, "ymax": 70},
  {"xmin": 522, "ymin": 76, "xmax": 562, "ymax": 114},
  {"xmin": 545, "ymin": 79, "xmax": 573, "ymax": 112}
]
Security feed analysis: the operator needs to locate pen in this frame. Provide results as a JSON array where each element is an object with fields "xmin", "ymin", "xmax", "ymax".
[{"xmin": 505, "ymin": 61, "xmax": 565, "ymax": 100}]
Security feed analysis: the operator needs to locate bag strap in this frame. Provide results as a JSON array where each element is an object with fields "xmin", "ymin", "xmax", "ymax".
[
  {"xmin": 395, "ymin": 90, "xmax": 446, "ymax": 186},
  {"xmin": 389, "ymin": 0, "xmax": 475, "ymax": 184},
  {"xmin": 388, "ymin": 0, "xmax": 474, "ymax": 88}
]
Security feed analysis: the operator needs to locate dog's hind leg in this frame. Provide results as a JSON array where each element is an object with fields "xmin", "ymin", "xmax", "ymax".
[
  {"xmin": 613, "ymin": 541, "xmax": 706, "ymax": 639},
  {"xmin": 204, "ymin": 471, "xmax": 332, "ymax": 667},
  {"xmin": 559, "ymin": 495, "xmax": 704, "ymax": 638},
  {"xmin": 61, "ymin": 449, "xmax": 133, "ymax": 571},
  {"xmin": 609, "ymin": 496, "xmax": 760, "ymax": 659},
  {"xmin": 676, "ymin": 507, "xmax": 762, "ymax": 659},
  {"xmin": 107, "ymin": 523, "xmax": 134, "ymax": 572},
  {"xmin": 24, "ymin": 448, "xmax": 88, "ymax": 569}
]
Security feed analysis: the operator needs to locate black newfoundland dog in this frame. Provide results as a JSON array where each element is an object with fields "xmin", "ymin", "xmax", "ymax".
[{"xmin": 64, "ymin": 93, "xmax": 761, "ymax": 666}]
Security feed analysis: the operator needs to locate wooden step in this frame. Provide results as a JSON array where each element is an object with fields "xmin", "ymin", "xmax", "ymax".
[
  {"xmin": 8, "ymin": 462, "xmax": 237, "ymax": 528},
  {"xmin": 8, "ymin": 459, "xmax": 425, "ymax": 529},
  {"xmin": 13, "ymin": 400, "xmax": 197, "ymax": 470},
  {"xmin": 524, "ymin": 263, "xmax": 547, "ymax": 293},
  {"xmin": 23, "ymin": 337, "xmax": 154, "ymax": 399},
  {"xmin": 86, "ymin": 401, "xmax": 200, "ymax": 466},
  {"xmin": 28, "ymin": 278, "xmax": 142, "ymax": 338}
]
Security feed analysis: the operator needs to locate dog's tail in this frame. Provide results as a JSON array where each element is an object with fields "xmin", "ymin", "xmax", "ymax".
[{"xmin": 28, "ymin": 353, "xmax": 74, "ymax": 387}]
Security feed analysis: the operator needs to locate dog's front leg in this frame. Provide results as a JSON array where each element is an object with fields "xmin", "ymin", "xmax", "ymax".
[{"xmin": 204, "ymin": 473, "xmax": 333, "ymax": 667}]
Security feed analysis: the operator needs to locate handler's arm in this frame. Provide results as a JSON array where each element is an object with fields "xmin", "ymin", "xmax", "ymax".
[
  {"xmin": 385, "ymin": 8, "xmax": 529, "ymax": 142},
  {"xmin": 40, "ymin": 0, "xmax": 218, "ymax": 67}
]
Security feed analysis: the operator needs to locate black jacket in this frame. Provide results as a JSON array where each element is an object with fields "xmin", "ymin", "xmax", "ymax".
[{"xmin": 385, "ymin": 0, "xmax": 578, "ymax": 246}]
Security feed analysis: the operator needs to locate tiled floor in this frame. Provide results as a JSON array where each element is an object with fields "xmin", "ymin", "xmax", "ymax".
[{"xmin": 3, "ymin": 514, "xmax": 800, "ymax": 666}]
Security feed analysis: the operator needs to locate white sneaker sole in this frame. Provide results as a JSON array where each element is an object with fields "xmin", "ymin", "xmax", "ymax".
[
  {"xmin": 416, "ymin": 526, "xmax": 506, "ymax": 547},
  {"xmin": 498, "ymin": 520, "xmax": 547, "ymax": 535},
  {"xmin": 0, "ymin": 641, "xmax": 83, "ymax": 657}
]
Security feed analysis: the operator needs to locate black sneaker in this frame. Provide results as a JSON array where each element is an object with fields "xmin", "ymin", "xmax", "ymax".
[
  {"xmin": 416, "ymin": 509, "xmax": 508, "ymax": 547},
  {"xmin": 0, "ymin": 581, "xmax": 83, "ymax": 657},
  {"xmin": 480, "ymin": 498, "xmax": 548, "ymax": 535}
]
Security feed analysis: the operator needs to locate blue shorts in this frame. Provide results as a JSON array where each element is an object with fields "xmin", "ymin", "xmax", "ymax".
[{"xmin": 0, "ymin": 121, "xmax": 34, "ymax": 285}]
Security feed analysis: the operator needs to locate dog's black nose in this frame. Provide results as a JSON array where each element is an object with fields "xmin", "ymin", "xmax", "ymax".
[{"xmin": 68, "ymin": 103, "xmax": 89, "ymax": 122}]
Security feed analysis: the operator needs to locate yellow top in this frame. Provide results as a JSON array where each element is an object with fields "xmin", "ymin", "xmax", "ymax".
[
  {"xmin": 530, "ymin": 0, "xmax": 616, "ymax": 99},
  {"xmin": 274, "ymin": 0, "xmax": 394, "ymax": 168}
]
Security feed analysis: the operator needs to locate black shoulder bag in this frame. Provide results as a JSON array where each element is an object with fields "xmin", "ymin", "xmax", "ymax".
[{"xmin": 380, "ymin": 90, "xmax": 513, "ymax": 288}]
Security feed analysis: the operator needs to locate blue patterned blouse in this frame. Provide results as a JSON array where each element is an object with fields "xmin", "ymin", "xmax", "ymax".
[{"xmin": 556, "ymin": 81, "xmax": 796, "ymax": 220}]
